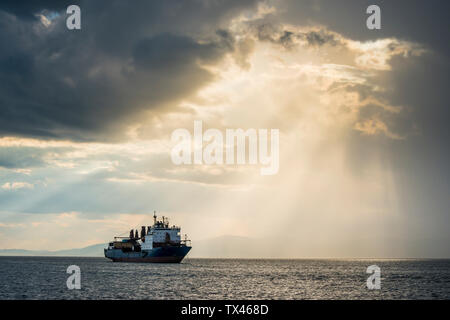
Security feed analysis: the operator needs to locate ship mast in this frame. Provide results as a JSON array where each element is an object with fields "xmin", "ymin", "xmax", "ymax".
[{"xmin": 153, "ymin": 210, "xmax": 157, "ymax": 225}]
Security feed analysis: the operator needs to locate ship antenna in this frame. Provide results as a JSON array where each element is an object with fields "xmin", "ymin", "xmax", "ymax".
[{"xmin": 153, "ymin": 211, "xmax": 157, "ymax": 225}]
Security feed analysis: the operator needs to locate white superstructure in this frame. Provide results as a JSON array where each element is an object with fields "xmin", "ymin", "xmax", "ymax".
[{"xmin": 140, "ymin": 214, "xmax": 182, "ymax": 250}]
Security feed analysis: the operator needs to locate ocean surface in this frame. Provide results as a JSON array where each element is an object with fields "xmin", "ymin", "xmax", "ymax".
[{"xmin": 0, "ymin": 257, "xmax": 449, "ymax": 299}]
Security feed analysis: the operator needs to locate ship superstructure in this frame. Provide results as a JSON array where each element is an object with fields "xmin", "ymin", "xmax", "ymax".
[{"xmin": 104, "ymin": 213, "xmax": 191, "ymax": 263}]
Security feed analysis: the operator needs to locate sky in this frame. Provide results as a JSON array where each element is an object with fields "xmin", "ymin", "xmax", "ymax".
[{"xmin": 0, "ymin": 0, "xmax": 449, "ymax": 258}]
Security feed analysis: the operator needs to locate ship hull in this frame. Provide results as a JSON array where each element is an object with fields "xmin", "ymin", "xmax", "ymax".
[{"xmin": 104, "ymin": 246, "xmax": 191, "ymax": 263}]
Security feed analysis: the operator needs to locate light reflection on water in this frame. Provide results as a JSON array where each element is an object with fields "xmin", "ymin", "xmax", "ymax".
[{"xmin": 0, "ymin": 257, "xmax": 449, "ymax": 299}]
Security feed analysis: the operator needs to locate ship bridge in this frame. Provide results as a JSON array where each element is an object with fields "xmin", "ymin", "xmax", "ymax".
[{"xmin": 140, "ymin": 213, "xmax": 189, "ymax": 250}]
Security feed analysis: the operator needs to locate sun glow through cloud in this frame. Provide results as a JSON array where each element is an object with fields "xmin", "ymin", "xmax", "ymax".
[{"xmin": 0, "ymin": 0, "xmax": 448, "ymax": 258}]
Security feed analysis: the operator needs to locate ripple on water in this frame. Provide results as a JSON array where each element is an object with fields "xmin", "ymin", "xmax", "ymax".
[{"xmin": 0, "ymin": 257, "xmax": 449, "ymax": 299}]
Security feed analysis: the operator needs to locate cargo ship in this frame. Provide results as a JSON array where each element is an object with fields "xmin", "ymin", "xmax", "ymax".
[{"xmin": 104, "ymin": 213, "xmax": 191, "ymax": 263}]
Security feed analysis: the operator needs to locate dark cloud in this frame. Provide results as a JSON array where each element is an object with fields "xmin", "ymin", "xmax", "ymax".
[
  {"xmin": 0, "ymin": 0, "xmax": 259, "ymax": 141},
  {"xmin": 133, "ymin": 33, "xmax": 226, "ymax": 71},
  {"xmin": 245, "ymin": 20, "xmax": 340, "ymax": 48},
  {"xmin": 278, "ymin": 0, "xmax": 450, "ymax": 48},
  {"xmin": 0, "ymin": 0, "xmax": 76, "ymax": 20},
  {"xmin": 302, "ymin": 30, "xmax": 338, "ymax": 47}
]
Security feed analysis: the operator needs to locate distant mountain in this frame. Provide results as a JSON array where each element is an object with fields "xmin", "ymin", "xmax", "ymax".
[
  {"xmin": 0, "ymin": 235, "xmax": 279, "ymax": 258},
  {"xmin": 50, "ymin": 243, "xmax": 107, "ymax": 257},
  {"xmin": 0, "ymin": 243, "xmax": 107, "ymax": 257}
]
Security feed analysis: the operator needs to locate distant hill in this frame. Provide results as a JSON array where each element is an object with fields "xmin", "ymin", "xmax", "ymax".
[
  {"xmin": 0, "ymin": 243, "xmax": 107, "ymax": 257},
  {"xmin": 0, "ymin": 235, "xmax": 278, "ymax": 258}
]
